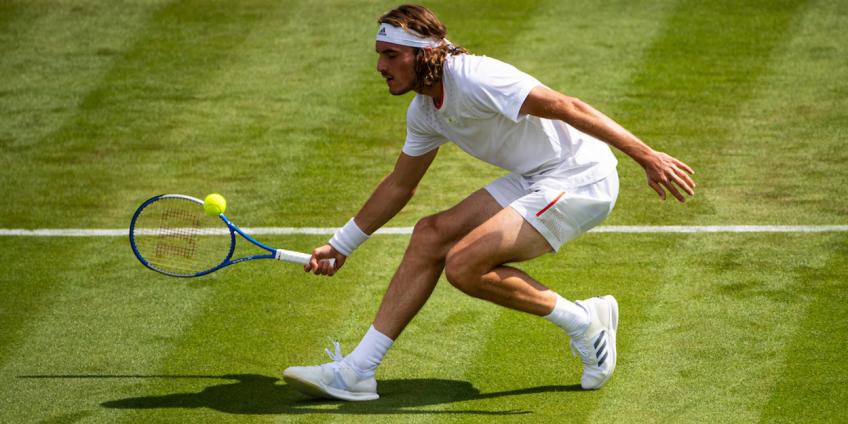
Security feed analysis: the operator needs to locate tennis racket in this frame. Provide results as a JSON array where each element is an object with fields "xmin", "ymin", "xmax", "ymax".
[{"xmin": 130, "ymin": 194, "xmax": 329, "ymax": 277}]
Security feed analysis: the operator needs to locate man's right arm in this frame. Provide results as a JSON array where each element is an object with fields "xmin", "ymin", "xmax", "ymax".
[
  {"xmin": 354, "ymin": 149, "xmax": 438, "ymax": 234},
  {"xmin": 306, "ymin": 149, "xmax": 439, "ymax": 275}
]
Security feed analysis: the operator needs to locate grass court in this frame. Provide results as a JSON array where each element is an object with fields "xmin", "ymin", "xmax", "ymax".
[{"xmin": 0, "ymin": 0, "xmax": 846, "ymax": 422}]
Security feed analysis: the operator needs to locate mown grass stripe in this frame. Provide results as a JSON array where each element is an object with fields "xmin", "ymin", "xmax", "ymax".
[
  {"xmin": 0, "ymin": 0, "xmax": 169, "ymax": 382},
  {"xmin": 0, "ymin": 1, "xmax": 37, "ymax": 47},
  {"xmin": 0, "ymin": 2, "xmax": 311, "ymax": 423},
  {"xmin": 742, "ymin": 0, "xmax": 848, "ymax": 420},
  {"xmin": 708, "ymin": 0, "xmax": 848, "ymax": 225},
  {"xmin": 0, "ymin": 237, "xmax": 227, "ymax": 422},
  {"xmin": 455, "ymin": 1, "xmax": 681, "ymax": 419},
  {"xmin": 0, "ymin": 1, "xmax": 171, "ymax": 223},
  {"xmin": 594, "ymin": 233, "xmax": 845, "ymax": 423},
  {"xmin": 98, "ymin": 2, "xmax": 388, "ymax": 423},
  {"xmin": 759, "ymin": 238, "xmax": 848, "ymax": 422},
  {"xmin": 592, "ymin": 1, "xmax": 817, "ymax": 420},
  {"xmin": 285, "ymin": 2, "xmax": 553, "ymax": 422},
  {"xmin": 607, "ymin": 0, "xmax": 810, "ymax": 226},
  {"xmin": 0, "ymin": 238, "xmax": 79, "ymax": 364},
  {"xmin": 90, "ymin": 2, "xmax": 448, "ymax": 422},
  {"xmin": 0, "ymin": 0, "xmax": 296, "ymax": 229}
]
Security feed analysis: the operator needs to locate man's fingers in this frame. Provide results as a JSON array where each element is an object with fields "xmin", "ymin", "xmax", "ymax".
[
  {"xmin": 671, "ymin": 171, "xmax": 695, "ymax": 196},
  {"xmin": 324, "ymin": 259, "xmax": 336, "ymax": 276},
  {"xmin": 304, "ymin": 245, "xmax": 344, "ymax": 277},
  {"xmin": 646, "ymin": 153, "xmax": 696, "ymax": 202},
  {"xmin": 675, "ymin": 169, "xmax": 696, "ymax": 193},
  {"xmin": 649, "ymin": 179, "xmax": 666, "ymax": 200},
  {"xmin": 664, "ymin": 180, "xmax": 686, "ymax": 202},
  {"xmin": 305, "ymin": 257, "xmax": 341, "ymax": 276},
  {"xmin": 675, "ymin": 174, "xmax": 695, "ymax": 196},
  {"xmin": 305, "ymin": 257, "xmax": 317, "ymax": 273},
  {"xmin": 674, "ymin": 159, "xmax": 695, "ymax": 176},
  {"xmin": 310, "ymin": 256, "xmax": 326, "ymax": 275}
]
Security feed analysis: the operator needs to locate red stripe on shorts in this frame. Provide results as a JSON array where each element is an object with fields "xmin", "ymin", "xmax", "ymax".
[{"xmin": 536, "ymin": 191, "xmax": 566, "ymax": 217}]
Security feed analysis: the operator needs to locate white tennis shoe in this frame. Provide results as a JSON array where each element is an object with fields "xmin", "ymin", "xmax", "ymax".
[
  {"xmin": 283, "ymin": 341, "xmax": 379, "ymax": 401},
  {"xmin": 570, "ymin": 295, "xmax": 618, "ymax": 389}
]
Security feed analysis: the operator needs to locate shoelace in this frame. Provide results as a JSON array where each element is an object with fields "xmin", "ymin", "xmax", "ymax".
[
  {"xmin": 322, "ymin": 339, "xmax": 352, "ymax": 390},
  {"xmin": 324, "ymin": 339, "xmax": 344, "ymax": 363}
]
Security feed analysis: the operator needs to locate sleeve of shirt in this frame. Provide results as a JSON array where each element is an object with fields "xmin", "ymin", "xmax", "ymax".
[
  {"xmin": 402, "ymin": 98, "xmax": 448, "ymax": 157},
  {"xmin": 463, "ymin": 57, "xmax": 542, "ymax": 123}
]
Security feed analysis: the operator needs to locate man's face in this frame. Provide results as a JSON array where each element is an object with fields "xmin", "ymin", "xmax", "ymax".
[{"xmin": 376, "ymin": 41, "xmax": 417, "ymax": 95}]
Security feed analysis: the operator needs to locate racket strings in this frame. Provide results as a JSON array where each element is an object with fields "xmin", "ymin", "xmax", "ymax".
[
  {"xmin": 132, "ymin": 197, "xmax": 232, "ymax": 276},
  {"xmin": 155, "ymin": 207, "xmax": 200, "ymax": 259}
]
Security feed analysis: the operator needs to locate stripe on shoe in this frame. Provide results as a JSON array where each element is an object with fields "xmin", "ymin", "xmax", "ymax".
[
  {"xmin": 598, "ymin": 351, "xmax": 608, "ymax": 367},
  {"xmin": 594, "ymin": 330, "xmax": 606, "ymax": 349},
  {"xmin": 594, "ymin": 330, "xmax": 608, "ymax": 366}
]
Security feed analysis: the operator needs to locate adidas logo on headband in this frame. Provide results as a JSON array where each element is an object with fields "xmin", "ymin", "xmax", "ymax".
[{"xmin": 378, "ymin": 27, "xmax": 387, "ymax": 36}]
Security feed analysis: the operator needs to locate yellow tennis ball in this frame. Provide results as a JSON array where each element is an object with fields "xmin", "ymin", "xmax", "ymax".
[{"xmin": 203, "ymin": 193, "xmax": 227, "ymax": 216}]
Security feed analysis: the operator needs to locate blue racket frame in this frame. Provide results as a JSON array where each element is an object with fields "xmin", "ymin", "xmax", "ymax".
[{"xmin": 130, "ymin": 194, "xmax": 312, "ymax": 278}]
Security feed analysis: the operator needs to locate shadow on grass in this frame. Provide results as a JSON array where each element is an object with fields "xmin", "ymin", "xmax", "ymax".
[{"xmin": 18, "ymin": 373, "xmax": 584, "ymax": 415}]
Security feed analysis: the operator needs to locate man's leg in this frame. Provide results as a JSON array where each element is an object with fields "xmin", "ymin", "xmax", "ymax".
[
  {"xmin": 341, "ymin": 189, "xmax": 504, "ymax": 378},
  {"xmin": 371, "ymin": 189, "xmax": 504, "ymax": 340},
  {"xmin": 443, "ymin": 205, "xmax": 556, "ymax": 315},
  {"xmin": 283, "ymin": 189, "xmax": 504, "ymax": 400},
  {"xmin": 443, "ymin": 205, "xmax": 617, "ymax": 390}
]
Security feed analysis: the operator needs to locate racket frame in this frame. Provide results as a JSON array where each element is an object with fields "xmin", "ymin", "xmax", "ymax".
[{"xmin": 130, "ymin": 194, "xmax": 312, "ymax": 278}]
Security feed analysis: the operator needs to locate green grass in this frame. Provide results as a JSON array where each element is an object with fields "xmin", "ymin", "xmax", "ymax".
[{"xmin": 1, "ymin": 0, "xmax": 846, "ymax": 422}]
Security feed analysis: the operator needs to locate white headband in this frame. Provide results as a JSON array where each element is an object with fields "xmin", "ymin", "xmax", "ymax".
[{"xmin": 376, "ymin": 23, "xmax": 442, "ymax": 48}]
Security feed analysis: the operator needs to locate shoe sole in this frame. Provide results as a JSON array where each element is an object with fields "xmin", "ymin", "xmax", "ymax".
[
  {"xmin": 603, "ymin": 295, "xmax": 618, "ymax": 380},
  {"xmin": 283, "ymin": 370, "xmax": 379, "ymax": 401}
]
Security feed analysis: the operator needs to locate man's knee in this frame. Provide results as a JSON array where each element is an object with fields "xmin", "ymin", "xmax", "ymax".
[
  {"xmin": 409, "ymin": 214, "xmax": 452, "ymax": 257},
  {"xmin": 444, "ymin": 247, "xmax": 485, "ymax": 298}
]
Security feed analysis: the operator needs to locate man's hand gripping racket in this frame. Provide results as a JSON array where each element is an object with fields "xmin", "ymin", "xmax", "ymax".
[
  {"xmin": 306, "ymin": 217, "xmax": 370, "ymax": 276},
  {"xmin": 306, "ymin": 244, "xmax": 347, "ymax": 276}
]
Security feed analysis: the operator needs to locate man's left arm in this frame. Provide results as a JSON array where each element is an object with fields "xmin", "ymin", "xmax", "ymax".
[{"xmin": 519, "ymin": 86, "xmax": 696, "ymax": 202}]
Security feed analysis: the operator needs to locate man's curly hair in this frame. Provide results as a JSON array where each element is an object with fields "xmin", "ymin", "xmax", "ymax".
[{"xmin": 378, "ymin": 4, "xmax": 467, "ymax": 90}]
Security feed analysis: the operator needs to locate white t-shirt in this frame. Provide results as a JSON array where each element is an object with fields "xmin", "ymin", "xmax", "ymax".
[{"xmin": 403, "ymin": 54, "xmax": 617, "ymax": 189}]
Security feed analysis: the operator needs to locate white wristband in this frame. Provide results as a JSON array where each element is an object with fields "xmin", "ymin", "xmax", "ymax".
[{"xmin": 329, "ymin": 218, "xmax": 370, "ymax": 257}]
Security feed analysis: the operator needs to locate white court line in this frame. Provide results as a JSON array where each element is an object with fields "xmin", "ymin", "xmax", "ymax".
[
  {"xmin": 0, "ymin": 225, "xmax": 847, "ymax": 237},
  {"xmin": 589, "ymin": 225, "xmax": 848, "ymax": 233}
]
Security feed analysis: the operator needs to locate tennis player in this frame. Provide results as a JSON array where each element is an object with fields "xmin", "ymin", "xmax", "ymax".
[{"xmin": 284, "ymin": 4, "xmax": 695, "ymax": 401}]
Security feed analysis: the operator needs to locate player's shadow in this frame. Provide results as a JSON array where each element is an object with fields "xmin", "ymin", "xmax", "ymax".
[{"xmin": 20, "ymin": 373, "xmax": 583, "ymax": 415}]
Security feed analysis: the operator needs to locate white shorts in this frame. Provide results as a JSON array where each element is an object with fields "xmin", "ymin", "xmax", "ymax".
[{"xmin": 485, "ymin": 171, "xmax": 619, "ymax": 252}]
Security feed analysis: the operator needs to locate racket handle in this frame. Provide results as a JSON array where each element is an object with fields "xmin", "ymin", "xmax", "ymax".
[{"xmin": 274, "ymin": 249, "xmax": 336, "ymax": 268}]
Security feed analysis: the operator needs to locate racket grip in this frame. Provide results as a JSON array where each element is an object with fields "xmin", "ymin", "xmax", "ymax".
[{"xmin": 274, "ymin": 249, "xmax": 336, "ymax": 268}]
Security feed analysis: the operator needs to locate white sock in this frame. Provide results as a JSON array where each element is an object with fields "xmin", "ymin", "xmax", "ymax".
[
  {"xmin": 543, "ymin": 294, "xmax": 590, "ymax": 337},
  {"xmin": 344, "ymin": 325, "xmax": 393, "ymax": 377}
]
